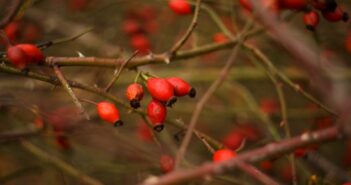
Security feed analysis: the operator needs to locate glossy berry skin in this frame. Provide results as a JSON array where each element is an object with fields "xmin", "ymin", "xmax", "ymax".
[
  {"xmin": 322, "ymin": 7, "xmax": 349, "ymax": 22},
  {"xmin": 6, "ymin": 46, "xmax": 28, "ymax": 69},
  {"xmin": 303, "ymin": 11, "xmax": 320, "ymax": 31},
  {"xmin": 212, "ymin": 149, "xmax": 236, "ymax": 163},
  {"xmin": 126, "ymin": 83, "xmax": 144, "ymax": 108},
  {"xmin": 97, "ymin": 102, "xmax": 123, "ymax": 127},
  {"xmin": 147, "ymin": 78, "xmax": 176, "ymax": 105},
  {"xmin": 147, "ymin": 99, "xmax": 167, "ymax": 132},
  {"xmin": 168, "ymin": 0, "xmax": 192, "ymax": 15},
  {"xmin": 160, "ymin": 155, "xmax": 175, "ymax": 173},
  {"xmin": 167, "ymin": 77, "xmax": 196, "ymax": 98},
  {"xmin": 280, "ymin": 0, "xmax": 308, "ymax": 10},
  {"xmin": 213, "ymin": 32, "xmax": 229, "ymax": 43},
  {"xmin": 16, "ymin": 44, "xmax": 44, "ymax": 64}
]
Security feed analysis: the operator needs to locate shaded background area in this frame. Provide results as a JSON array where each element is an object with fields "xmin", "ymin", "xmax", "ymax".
[{"xmin": 0, "ymin": 0, "xmax": 351, "ymax": 184}]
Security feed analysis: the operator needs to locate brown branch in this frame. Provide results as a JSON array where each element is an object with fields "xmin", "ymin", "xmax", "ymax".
[
  {"xmin": 52, "ymin": 65, "xmax": 90, "ymax": 120},
  {"xmin": 140, "ymin": 126, "xmax": 341, "ymax": 185},
  {"xmin": 0, "ymin": 128, "xmax": 42, "ymax": 143},
  {"xmin": 169, "ymin": 0, "xmax": 202, "ymax": 56},
  {"xmin": 236, "ymin": 162, "xmax": 282, "ymax": 185},
  {"xmin": 21, "ymin": 140, "xmax": 104, "ymax": 185},
  {"xmin": 0, "ymin": 0, "xmax": 23, "ymax": 29},
  {"xmin": 304, "ymin": 151, "xmax": 351, "ymax": 183},
  {"xmin": 104, "ymin": 51, "xmax": 139, "ymax": 92},
  {"xmin": 0, "ymin": 63, "xmax": 223, "ymax": 151},
  {"xmin": 174, "ymin": 44, "xmax": 241, "ymax": 169}
]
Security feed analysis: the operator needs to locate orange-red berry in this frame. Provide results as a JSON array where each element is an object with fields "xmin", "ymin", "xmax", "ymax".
[
  {"xmin": 126, "ymin": 83, "xmax": 144, "ymax": 108},
  {"xmin": 212, "ymin": 149, "xmax": 236, "ymax": 162},
  {"xmin": 160, "ymin": 155, "xmax": 175, "ymax": 173},
  {"xmin": 304, "ymin": 11, "xmax": 320, "ymax": 31},
  {"xmin": 6, "ymin": 46, "xmax": 28, "ymax": 69},
  {"xmin": 16, "ymin": 44, "xmax": 44, "ymax": 64},
  {"xmin": 167, "ymin": 77, "xmax": 196, "ymax": 98},
  {"xmin": 97, "ymin": 101, "xmax": 123, "ymax": 127},
  {"xmin": 168, "ymin": 0, "xmax": 192, "ymax": 15},
  {"xmin": 130, "ymin": 34, "xmax": 151, "ymax": 53},
  {"xmin": 212, "ymin": 32, "xmax": 229, "ymax": 43},
  {"xmin": 147, "ymin": 99, "xmax": 167, "ymax": 132},
  {"xmin": 280, "ymin": 0, "xmax": 308, "ymax": 10},
  {"xmin": 147, "ymin": 78, "xmax": 177, "ymax": 106},
  {"xmin": 322, "ymin": 7, "xmax": 349, "ymax": 22}
]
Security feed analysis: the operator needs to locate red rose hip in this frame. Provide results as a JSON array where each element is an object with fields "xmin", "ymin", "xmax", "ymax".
[
  {"xmin": 167, "ymin": 77, "xmax": 196, "ymax": 98},
  {"xmin": 147, "ymin": 77, "xmax": 177, "ymax": 106},
  {"xmin": 303, "ymin": 11, "xmax": 320, "ymax": 31},
  {"xmin": 213, "ymin": 149, "xmax": 236, "ymax": 162},
  {"xmin": 126, "ymin": 83, "xmax": 144, "ymax": 108},
  {"xmin": 16, "ymin": 44, "xmax": 44, "ymax": 64},
  {"xmin": 168, "ymin": 0, "xmax": 192, "ymax": 15},
  {"xmin": 160, "ymin": 154, "xmax": 175, "ymax": 173},
  {"xmin": 147, "ymin": 99, "xmax": 167, "ymax": 132},
  {"xmin": 97, "ymin": 101, "xmax": 123, "ymax": 127},
  {"xmin": 6, "ymin": 46, "xmax": 28, "ymax": 69}
]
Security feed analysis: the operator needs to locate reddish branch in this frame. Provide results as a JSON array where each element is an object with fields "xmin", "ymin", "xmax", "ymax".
[{"xmin": 140, "ymin": 126, "xmax": 341, "ymax": 185}]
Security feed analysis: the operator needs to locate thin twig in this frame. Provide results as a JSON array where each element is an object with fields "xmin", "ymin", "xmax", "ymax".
[
  {"xmin": 169, "ymin": 0, "xmax": 202, "ymax": 56},
  {"xmin": 21, "ymin": 140, "xmax": 104, "ymax": 185},
  {"xmin": 0, "ymin": 63, "xmax": 223, "ymax": 150},
  {"xmin": 52, "ymin": 65, "xmax": 90, "ymax": 120},
  {"xmin": 244, "ymin": 44, "xmax": 337, "ymax": 116},
  {"xmin": 140, "ymin": 126, "xmax": 341, "ymax": 185},
  {"xmin": 104, "ymin": 51, "xmax": 139, "ymax": 92},
  {"xmin": 0, "ymin": 0, "xmax": 24, "ymax": 29},
  {"xmin": 174, "ymin": 43, "xmax": 241, "ymax": 169}
]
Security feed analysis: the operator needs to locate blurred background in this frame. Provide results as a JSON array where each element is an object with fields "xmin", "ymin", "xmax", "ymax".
[{"xmin": 0, "ymin": 0, "xmax": 351, "ymax": 184}]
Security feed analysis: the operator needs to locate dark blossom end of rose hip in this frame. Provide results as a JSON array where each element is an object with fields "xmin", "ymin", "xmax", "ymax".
[
  {"xmin": 130, "ymin": 99, "xmax": 141, "ymax": 109},
  {"xmin": 154, "ymin": 124, "xmax": 164, "ymax": 132},
  {"xmin": 114, "ymin": 120, "xmax": 124, "ymax": 127}
]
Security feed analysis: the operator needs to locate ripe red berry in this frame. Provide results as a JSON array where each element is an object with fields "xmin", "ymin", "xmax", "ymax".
[
  {"xmin": 147, "ymin": 78, "xmax": 177, "ymax": 106},
  {"xmin": 147, "ymin": 99, "xmax": 167, "ymax": 132},
  {"xmin": 212, "ymin": 149, "xmax": 236, "ymax": 163},
  {"xmin": 239, "ymin": 0, "xmax": 280, "ymax": 14},
  {"xmin": 168, "ymin": 0, "xmax": 192, "ymax": 15},
  {"xmin": 6, "ymin": 46, "xmax": 28, "ymax": 69},
  {"xmin": 4, "ymin": 21, "xmax": 19, "ymax": 43},
  {"xmin": 126, "ymin": 83, "xmax": 144, "ymax": 108},
  {"xmin": 122, "ymin": 19, "xmax": 142, "ymax": 36},
  {"xmin": 322, "ymin": 7, "xmax": 349, "ymax": 22},
  {"xmin": 342, "ymin": 183, "xmax": 351, "ymax": 185},
  {"xmin": 303, "ymin": 11, "xmax": 320, "ymax": 31},
  {"xmin": 130, "ymin": 34, "xmax": 151, "ymax": 53},
  {"xmin": 280, "ymin": 0, "xmax": 308, "ymax": 10},
  {"xmin": 167, "ymin": 77, "xmax": 196, "ymax": 98},
  {"xmin": 160, "ymin": 155, "xmax": 175, "ymax": 173},
  {"xmin": 223, "ymin": 131, "xmax": 245, "ymax": 151},
  {"xmin": 16, "ymin": 44, "xmax": 44, "ymax": 64},
  {"xmin": 97, "ymin": 101, "xmax": 123, "ymax": 127},
  {"xmin": 213, "ymin": 32, "xmax": 229, "ymax": 43}
]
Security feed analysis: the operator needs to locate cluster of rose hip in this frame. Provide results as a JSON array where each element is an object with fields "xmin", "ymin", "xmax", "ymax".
[
  {"xmin": 3, "ymin": 41, "xmax": 44, "ymax": 70},
  {"xmin": 239, "ymin": 0, "xmax": 349, "ymax": 31},
  {"xmin": 126, "ymin": 76, "xmax": 196, "ymax": 131},
  {"xmin": 95, "ymin": 75, "xmax": 196, "ymax": 132},
  {"xmin": 122, "ymin": 6, "xmax": 158, "ymax": 54}
]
